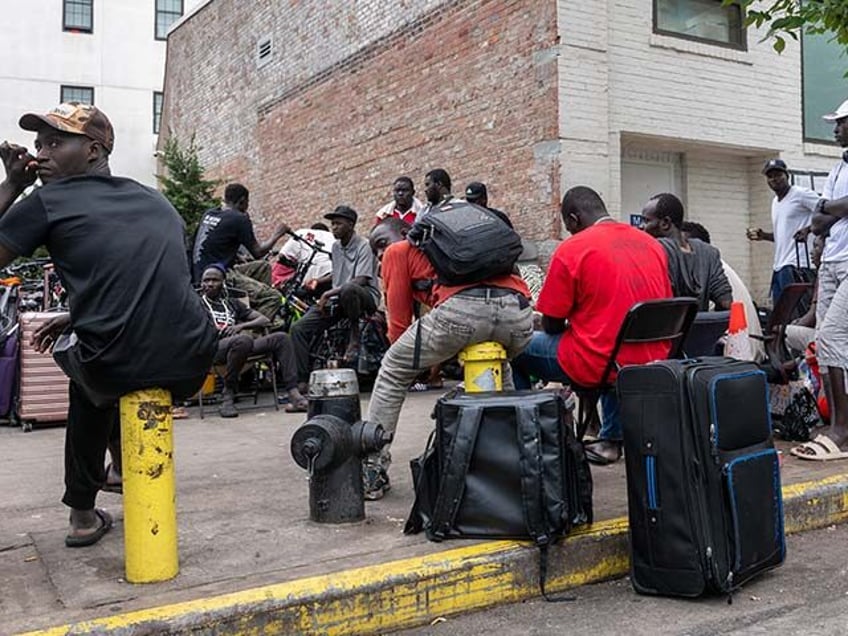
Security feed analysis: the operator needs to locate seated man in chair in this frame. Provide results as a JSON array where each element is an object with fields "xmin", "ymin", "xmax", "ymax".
[
  {"xmin": 200, "ymin": 265, "xmax": 308, "ymax": 417},
  {"xmin": 290, "ymin": 206, "xmax": 381, "ymax": 388},
  {"xmin": 511, "ymin": 186, "xmax": 673, "ymax": 465}
]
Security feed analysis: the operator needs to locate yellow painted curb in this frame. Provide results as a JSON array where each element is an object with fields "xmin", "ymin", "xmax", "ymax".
[{"xmin": 18, "ymin": 473, "xmax": 848, "ymax": 636}]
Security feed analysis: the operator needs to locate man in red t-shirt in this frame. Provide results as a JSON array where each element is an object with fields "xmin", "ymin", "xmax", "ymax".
[
  {"xmin": 374, "ymin": 176, "xmax": 424, "ymax": 226},
  {"xmin": 362, "ymin": 217, "xmax": 533, "ymax": 499},
  {"xmin": 512, "ymin": 186, "xmax": 672, "ymax": 464}
]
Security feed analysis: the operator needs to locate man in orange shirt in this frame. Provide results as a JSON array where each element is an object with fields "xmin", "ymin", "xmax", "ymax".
[
  {"xmin": 364, "ymin": 217, "xmax": 533, "ymax": 499},
  {"xmin": 512, "ymin": 186, "xmax": 672, "ymax": 465}
]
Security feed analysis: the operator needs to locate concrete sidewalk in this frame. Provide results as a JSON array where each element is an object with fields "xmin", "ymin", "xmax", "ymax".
[{"xmin": 1, "ymin": 385, "xmax": 847, "ymax": 635}]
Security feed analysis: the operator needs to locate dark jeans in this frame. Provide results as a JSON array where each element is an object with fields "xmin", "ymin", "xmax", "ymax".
[
  {"xmin": 62, "ymin": 374, "xmax": 206, "ymax": 511},
  {"xmin": 511, "ymin": 331, "xmax": 622, "ymax": 440},
  {"xmin": 770, "ymin": 265, "xmax": 798, "ymax": 306},
  {"xmin": 214, "ymin": 331, "xmax": 298, "ymax": 391},
  {"xmin": 290, "ymin": 283, "xmax": 377, "ymax": 383}
]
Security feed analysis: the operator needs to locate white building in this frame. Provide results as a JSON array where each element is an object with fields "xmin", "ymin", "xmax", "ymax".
[
  {"xmin": 559, "ymin": 1, "xmax": 847, "ymax": 301},
  {"xmin": 0, "ymin": 0, "xmax": 203, "ymax": 187}
]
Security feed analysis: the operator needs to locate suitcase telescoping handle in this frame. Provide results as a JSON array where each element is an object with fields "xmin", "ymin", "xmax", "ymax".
[{"xmin": 795, "ymin": 238, "xmax": 811, "ymax": 269}]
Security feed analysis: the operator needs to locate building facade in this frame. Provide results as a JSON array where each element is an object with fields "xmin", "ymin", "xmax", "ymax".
[
  {"xmin": 0, "ymin": 0, "xmax": 203, "ymax": 186},
  {"xmin": 161, "ymin": 0, "xmax": 847, "ymax": 302}
]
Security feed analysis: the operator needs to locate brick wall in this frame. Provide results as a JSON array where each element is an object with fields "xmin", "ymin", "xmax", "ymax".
[{"xmin": 162, "ymin": 0, "xmax": 561, "ymax": 240}]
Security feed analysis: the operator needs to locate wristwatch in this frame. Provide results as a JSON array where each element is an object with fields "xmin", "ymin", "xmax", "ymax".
[{"xmin": 815, "ymin": 198, "xmax": 829, "ymax": 215}]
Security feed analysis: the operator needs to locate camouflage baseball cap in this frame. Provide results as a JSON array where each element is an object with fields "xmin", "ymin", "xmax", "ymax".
[{"xmin": 19, "ymin": 102, "xmax": 114, "ymax": 153}]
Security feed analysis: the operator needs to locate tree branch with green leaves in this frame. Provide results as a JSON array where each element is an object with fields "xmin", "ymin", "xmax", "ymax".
[
  {"xmin": 156, "ymin": 134, "xmax": 222, "ymax": 237},
  {"xmin": 726, "ymin": 0, "xmax": 848, "ymax": 61}
]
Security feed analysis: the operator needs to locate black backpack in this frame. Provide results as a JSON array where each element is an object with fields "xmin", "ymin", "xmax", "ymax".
[{"xmin": 407, "ymin": 201, "xmax": 523, "ymax": 285}]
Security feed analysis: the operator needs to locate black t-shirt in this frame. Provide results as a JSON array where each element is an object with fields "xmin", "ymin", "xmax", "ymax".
[
  {"xmin": 0, "ymin": 175, "xmax": 217, "ymax": 397},
  {"xmin": 201, "ymin": 295, "xmax": 252, "ymax": 330},
  {"xmin": 487, "ymin": 206, "xmax": 514, "ymax": 229},
  {"xmin": 191, "ymin": 207, "xmax": 257, "ymax": 281}
]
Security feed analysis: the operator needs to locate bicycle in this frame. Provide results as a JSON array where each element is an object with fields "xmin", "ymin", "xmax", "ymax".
[{"xmin": 274, "ymin": 230, "xmax": 333, "ymax": 332}]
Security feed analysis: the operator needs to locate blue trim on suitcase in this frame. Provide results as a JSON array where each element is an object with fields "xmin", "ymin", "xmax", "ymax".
[
  {"xmin": 725, "ymin": 448, "xmax": 785, "ymax": 571},
  {"xmin": 708, "ymin": 370, "xmax": 770, "ymax": 449},
  {"xmin": 645, "ymin": 456, "xmax": 658, "ymax": 509}
]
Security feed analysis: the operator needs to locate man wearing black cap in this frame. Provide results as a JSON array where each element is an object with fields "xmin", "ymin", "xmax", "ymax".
[
  {"xmin": 290, "ymin": 205, "xmax": 380, "ymax": 386},
  {"xmin": 747, "ymin": 158, "xmax": 819, "ymax": 305},
  {"xmin": 464, "ymin": 181, "xmax": 514, "ymax": 228},
  {"xmin": 0, "ymin": 103, "xmax": 217, "ymax": 548}
]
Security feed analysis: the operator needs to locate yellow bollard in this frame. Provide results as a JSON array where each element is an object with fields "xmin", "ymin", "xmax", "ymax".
[
  {"xmin": 119, "ymin": 388, "xmax": 179, "ymax": 583},
  {"xmin": 458, "ymin": 342, "xmax": 507, "ymax": 392}
]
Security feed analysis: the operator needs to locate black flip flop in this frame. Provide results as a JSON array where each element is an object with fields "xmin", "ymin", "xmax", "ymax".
[
  {"xmin": 65, "ymin": 508, "xmax": 113, "ymax": 548},
  {"xmin": 583, "ymin": 439, "xmax": 622, "ymax": 466}
]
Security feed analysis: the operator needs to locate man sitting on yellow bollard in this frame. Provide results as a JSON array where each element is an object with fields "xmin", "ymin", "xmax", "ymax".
[
  {"xmin": 0, "ymin": 103, "xmax": 217, "ymax": 548},
  {"xmin": 363, "ymin": 216, "xmax": 533, "ymax": 500}
]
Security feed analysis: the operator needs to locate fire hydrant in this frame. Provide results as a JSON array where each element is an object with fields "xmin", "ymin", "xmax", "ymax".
[{"xmin": 290, "ymin": 369, "xmax": 392, "ymax": 523}]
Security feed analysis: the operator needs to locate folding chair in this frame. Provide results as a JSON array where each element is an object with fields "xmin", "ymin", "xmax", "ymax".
[
  {"xmin": 198, "ymin": 347, "xmax": 279, "ymax": 419},
  {"xmin": 574, "ymin": 297, "xmax": 699, "ymax": 440},
  {"xmin": 752, "ymin": 282, "xmax": 813, "ymax": 384},
  {"xmin": 682, "ymin": 310, "xmax": 730, "ymax": 358}
]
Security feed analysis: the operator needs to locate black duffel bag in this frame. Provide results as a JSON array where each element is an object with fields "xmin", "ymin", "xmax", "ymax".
[{"xmin": 404, "ymin": 389, "xmax": 593, "ymax": 599}]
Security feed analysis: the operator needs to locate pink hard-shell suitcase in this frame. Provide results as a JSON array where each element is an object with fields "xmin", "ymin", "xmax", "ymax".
[{"xmin": 16, "ymin": 312, "xmax": 69, "ymax": 430}]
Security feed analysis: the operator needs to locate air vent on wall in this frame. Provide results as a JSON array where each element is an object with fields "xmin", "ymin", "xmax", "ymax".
[{"xmin": 257, "ymin": 36, "xmax": 273, "ymax": 68}]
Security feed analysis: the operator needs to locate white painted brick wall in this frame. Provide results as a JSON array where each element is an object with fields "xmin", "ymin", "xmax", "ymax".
[{"xmin": 556, "ymin": 0, "xmax": 841, "ymax": 303}]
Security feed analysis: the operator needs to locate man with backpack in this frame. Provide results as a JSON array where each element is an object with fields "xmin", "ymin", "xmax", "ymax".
[{"xmin": 362, "ymin": 203, "xmax": 533, "ymax": 500}]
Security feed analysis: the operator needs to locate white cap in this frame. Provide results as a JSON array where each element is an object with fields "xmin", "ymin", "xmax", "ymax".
[{"xmin": 823, "ymin": 98, "xmax": 848, "ymax": 121}]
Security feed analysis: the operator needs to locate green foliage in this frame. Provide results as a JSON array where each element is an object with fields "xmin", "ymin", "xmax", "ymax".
[
  {"xmin": 156, "ymin": 134, "xmax": 222, "ymax": 237},
  {"xmin": 727, "ymin": 0, "xmax": 848, "ymax": 70}
]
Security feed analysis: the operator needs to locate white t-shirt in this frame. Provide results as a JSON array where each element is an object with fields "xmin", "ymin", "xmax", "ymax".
[
  {"xmin": 278, "ymin": 228, "xmax": 335, "ymax": 281},
  {"xmin": 821, "ymin": 158, "xmax": 848, "ymax": 263},
  {"xmin": 770, "ymin": 185, "xmax": 819, "ymax": 270}
]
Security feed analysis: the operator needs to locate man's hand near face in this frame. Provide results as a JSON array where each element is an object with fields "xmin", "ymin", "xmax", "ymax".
[{"xmin": 0, "ymin": 141, "xmax": 37, "ymax": 191}]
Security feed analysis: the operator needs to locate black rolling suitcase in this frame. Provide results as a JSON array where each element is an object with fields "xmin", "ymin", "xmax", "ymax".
[
  {"xmin": 404, "ymin": 389, "xmax": 593, "ymax": 597},
  {"xmin": 617, "ymin": 357, "xmax": 785, "ymax": 598}
]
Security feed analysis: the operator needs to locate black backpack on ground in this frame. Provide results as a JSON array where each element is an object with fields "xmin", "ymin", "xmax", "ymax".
[
  {"xmin": 404, "ymin": 389, "xmax": 593, "ymax": 599},
  {"xmin": 407, "ymin": 201, "xmax": 523, "ymax": 285}
]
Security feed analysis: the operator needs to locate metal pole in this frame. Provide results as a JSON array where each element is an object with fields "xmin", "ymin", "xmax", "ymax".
[{"xmin": 119, "ymin": 388, "xmax": 178, "ymax": 583}]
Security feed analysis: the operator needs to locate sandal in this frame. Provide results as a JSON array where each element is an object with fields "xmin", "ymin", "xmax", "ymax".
[
  {"xmin": 285, "ymin": 400, "xmax": 309, "ymax": 413},
  {"xmin": 790, "ymin": 434, "xmax": 848, "ymax": 461},
  {"xmin": 583, "ymin": 439, "xmax": 622, "ymax": 465},
  {"xmin": 65, "ymin": 508, "xmax": 113, "ymax": 548}
]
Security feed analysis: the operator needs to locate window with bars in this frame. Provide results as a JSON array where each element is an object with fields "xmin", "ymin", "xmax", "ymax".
[
  {"xmin": 60, "ymin": 85, "xmax": 94, "ymax": 105},
  {"xmin": 63, "ymin": 0, "xmax": 93, "ymax": 32},
  {"xmin": 654, "ymin": 0, "xmax": 745, "ymax": 49},
  {"xmin": 155, "ymin": 0, "xmax": 184, "ymax": 40},
  {"xmin": 153, "ymin": 92, "xmax": 164, "ymax": 134}
]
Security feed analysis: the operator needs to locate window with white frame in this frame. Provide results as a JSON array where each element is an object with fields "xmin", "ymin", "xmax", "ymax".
[
  {"xmin": 153, "ymin": 92, "xmax": 164, "ymax": 134},
  {"xmin": 63, "ymin": 0, "xmax": 93, "ymax": 32},
  {"xmin": 654, "ymin": 0, "xmax": 745, "ymax": 49},
  {"xmin": 155, "ymin": 0, "xmax": 183, "ymax": 40},
  {"xmin": 60, "ymin": 85, "xmax": 94, "ymax": 105}
]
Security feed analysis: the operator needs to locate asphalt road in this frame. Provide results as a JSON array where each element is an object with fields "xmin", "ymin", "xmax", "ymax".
[{"xmin": 396, "ymin": 523, "xmax": 848, "ymax": 636}]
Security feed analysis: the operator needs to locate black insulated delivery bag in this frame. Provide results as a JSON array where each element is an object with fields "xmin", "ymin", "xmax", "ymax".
[
  {"xmin": 404, "ymin": 389, "xmax": 592, "ymax": 550},
  {"xmin": 617, "ymin": 357, "xmax": 785, "ymax": 599},
  {"xmin": 406, "ymin": 201, "xmax": 523, "ymax": 286}
]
